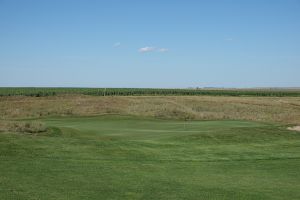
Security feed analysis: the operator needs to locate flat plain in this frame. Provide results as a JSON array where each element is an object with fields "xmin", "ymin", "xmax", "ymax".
[{"xmin": 1, "ymin": 94, "xmax": 300, "ymax": 199}]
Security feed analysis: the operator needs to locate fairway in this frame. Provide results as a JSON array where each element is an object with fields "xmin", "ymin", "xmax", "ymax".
[{"xmin": 1, "ymin": 116, "xmax": 300, "ymax": 199}]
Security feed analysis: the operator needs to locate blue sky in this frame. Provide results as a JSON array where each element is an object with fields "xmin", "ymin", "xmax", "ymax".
[{"xmin": 0, "ymin": 0, "xmax": 299, "ymax": 88}]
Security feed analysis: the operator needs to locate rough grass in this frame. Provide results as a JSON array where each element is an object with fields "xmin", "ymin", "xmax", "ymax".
[
  {"xmin": 0, "ymin": 120, "xmax": 47, "ymax": 134},
  {"xmin": 1, "ymin": 116, "xmax": 300, "ymax": 199},
  {"xmin": 1, "ymin": 95, "xmax": 299, "ymax": 124}
]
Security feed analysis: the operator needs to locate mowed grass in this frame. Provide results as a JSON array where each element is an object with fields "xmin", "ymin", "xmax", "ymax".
[{"xmin": 1, "ymin": 116, "xmax": 300, "ymax": 199}]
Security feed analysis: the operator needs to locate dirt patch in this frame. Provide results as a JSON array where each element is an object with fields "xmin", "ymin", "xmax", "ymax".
[{"xmin": 288, "ymin": 126, "xmax": 300, "ymax": 131}]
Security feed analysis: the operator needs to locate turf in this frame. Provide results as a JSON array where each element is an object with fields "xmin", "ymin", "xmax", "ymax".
[{"xmin": 1, "ymin": 116, "xmax": 300, "ymax": 199}]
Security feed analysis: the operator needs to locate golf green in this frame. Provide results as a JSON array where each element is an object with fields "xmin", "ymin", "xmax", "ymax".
[{"xmin": 1, "ymin": 116, "xmax": 300, "ymax": 199}]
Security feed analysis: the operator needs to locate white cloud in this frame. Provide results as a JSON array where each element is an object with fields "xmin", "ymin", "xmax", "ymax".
[
  {"xmin": 225, "ymin": 38, "xmax": 233, "ymax": 41},
  {"xmin": 113, "ymin": 42, "xmax": 121, "ymax": 47},
  {"xmin": 138, "ymin": 46, "xmax": 170, "ymax": 53},
  {"xmin": 158, "ymin": 48, "xmax": 169, "ymax": 52},
  {"xmin": 138, "ymin": 46, "xmax": 156, "ymax": 53}
]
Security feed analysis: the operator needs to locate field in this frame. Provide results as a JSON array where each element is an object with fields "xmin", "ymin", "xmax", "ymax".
[
  {"xmin": 0, "ymin": 116, "xmax": 300, "ymax": 199},
  {"xmin": 1, "ymin": 91, "xmax": 300, "ymax": 199},
  {"xmin": 1, "ymin": 87, "xmax": 300, "ymax": 97},
  {"xmin": 1, "ymin": 95, "xmax": 300, "ymax": 124}
]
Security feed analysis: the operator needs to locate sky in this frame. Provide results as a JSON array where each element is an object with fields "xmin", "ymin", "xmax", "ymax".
[{"xmin": 0, "ymin": 0, "xmax": 299, "ymax": 88}]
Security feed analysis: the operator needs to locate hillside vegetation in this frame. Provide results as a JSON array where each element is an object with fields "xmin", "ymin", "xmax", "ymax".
[{"xmin": 1, "ymin": 95, "xmax": 299, "ymax": 124}]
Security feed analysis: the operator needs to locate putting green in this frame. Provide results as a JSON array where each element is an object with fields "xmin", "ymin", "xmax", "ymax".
[{"xmin": 1, "ymin": 116, "xmax": 300, "ymax": 199}]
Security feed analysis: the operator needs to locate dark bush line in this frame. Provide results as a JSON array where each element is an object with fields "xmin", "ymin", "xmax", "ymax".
[{"xmin": 0, "ymin": 87, "xmax": 300, "ymax": 97}]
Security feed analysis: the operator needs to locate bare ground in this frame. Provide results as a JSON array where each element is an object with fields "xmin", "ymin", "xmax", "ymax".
[{"xmin": 288, "ymin": 126, "xmax": 300, "ymax": 131}]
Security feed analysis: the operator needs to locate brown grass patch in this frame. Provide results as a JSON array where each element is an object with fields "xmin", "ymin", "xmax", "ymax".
[
  {"xmin": 0, "ymin": 95, "xmax": 300, "ymax": 124},
  {"xmin": 0, "ymin": 121, "xmax": 47, "ymax": 134}
]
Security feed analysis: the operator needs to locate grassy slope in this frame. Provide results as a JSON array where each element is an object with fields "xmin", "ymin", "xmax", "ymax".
[
  {"xmin": 1, "ymin": 116, "xmax": 300, "ymax": 199},
  {"xmin": 1, "ymin": 95, "xmax": 300, "ymax": 124}
]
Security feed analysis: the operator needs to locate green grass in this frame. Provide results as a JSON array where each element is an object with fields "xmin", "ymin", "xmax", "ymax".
[{"xmin": 1, "ymin": 116, "xmax": 300, "ymax": 199}]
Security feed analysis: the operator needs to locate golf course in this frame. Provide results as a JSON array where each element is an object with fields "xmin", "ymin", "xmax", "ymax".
[
  {"xmin": 1, "ymin": 0, "xmax": 300, "ymax": 199},
  {"xmin": 1, "ymin": 114, "xmax": 300, "ymax": 199}
]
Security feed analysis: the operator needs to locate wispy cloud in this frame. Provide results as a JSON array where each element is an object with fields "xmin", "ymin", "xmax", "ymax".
[
  {"xmin": 225, "ymin": 38, "xmax": 233, "ymax": 41},
  {"xmin": 138, "ymin": 46, "xmax": 169, "ymax": 53},
  {"xmin": 138, "ymin": 46, "xmax": 156, "ymax": 53},
  {"xmin": 113, "ymin": 42, "xmax": 121, "ymax": 47},
  {"xmin": 158, "ymin": 48, "xmax": 169, "ymax": 52}
]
